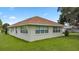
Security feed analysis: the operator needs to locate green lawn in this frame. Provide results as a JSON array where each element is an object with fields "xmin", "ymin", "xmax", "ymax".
[{"xmin": 0, "ymin": 33, "xmax": 79, "ymax": 51}]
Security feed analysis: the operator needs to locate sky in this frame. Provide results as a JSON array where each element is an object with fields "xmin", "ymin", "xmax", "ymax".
[{"xmin": 0, "ymin": 7, "xmax": 60, "ymax": 25}]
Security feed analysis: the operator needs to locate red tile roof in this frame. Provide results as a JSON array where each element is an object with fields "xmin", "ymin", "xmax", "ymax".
[{"xmin": 9, "ymin": 16, "xmax": 63, "ymax": 27}]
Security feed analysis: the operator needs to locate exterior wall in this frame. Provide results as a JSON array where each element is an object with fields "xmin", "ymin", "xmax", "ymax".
[
  {"xmin": 72, "ymin": 29, "xmax": 79, "ymax": 32},
  {"xmin": 29, "ymin": 26, "xmax": 63, "ymax": 41},
  {"xmin": 8, "ymin": 26, "xmax": 31, "ymax": 41},
  {"xmin": 8, "ymin": 25, "xmax": 63, "ymax": 42},
  {"xmin": 63, "ymin": 25, "xmax": 79, "ymax": 32}
]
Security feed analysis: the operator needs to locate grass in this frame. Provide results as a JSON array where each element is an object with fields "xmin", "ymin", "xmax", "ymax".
[{"xmin": 0, "ymin": 32, "xmax": 79, "ymax": 51}]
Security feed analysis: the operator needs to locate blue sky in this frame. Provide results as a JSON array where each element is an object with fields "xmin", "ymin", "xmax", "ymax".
[{"xmin": 0, "ymin": 7, "xmax": 60, "ymax": 25}]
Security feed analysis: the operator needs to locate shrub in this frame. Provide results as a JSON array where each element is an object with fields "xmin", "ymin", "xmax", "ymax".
[{"xmin": 64, "ymin": 30, "xmax": 69, "ymax": 36}]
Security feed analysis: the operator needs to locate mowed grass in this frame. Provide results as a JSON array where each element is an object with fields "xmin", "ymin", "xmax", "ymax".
[{"xmin": 0, "ymin": 33, "xmax": 79, "ymax": 51}]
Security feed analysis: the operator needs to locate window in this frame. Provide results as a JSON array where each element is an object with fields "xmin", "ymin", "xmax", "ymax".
[
  {"xmin": 35, "ymin": 26, "xmax": 40, "ymax": 34},
  {"xmin": 41, "ymin": 30, "xmax": 44, "ymax": 33},
  {"xmin": 58, "ymin": 27, "xmax": 61, "ymax": 32},
  {"xmin": 10, "ymin": 28, "xmax": 14, "ymax": 32},
  {"xmin": 45, "ymin": 30, "xmax": 48, "ymax": 33},
  {"xmin": 40, "ymin": 27, "xmax": 44, "ymax": 33},
  {"xmin": 20, "ymin": 26, "xmax": 28, "ymax": 33},
  {"xmin": 44, "ymin": 27, "xmax": 48, "ymax": 33},
  {"xmin": 53, "ymin": 26, "xmax": 61, "ymax": 33},
  {"xmin": 10, "ymin": 28, "xmax": 12, "ymax": 32},
  {"xmin": 16, "ymin": 27, "xmax": 17, "ymax": 33},
  {"xmin": 36, "ymin": 30, "xmax": 40, "ymax": 34},
  {"xmin": 35, "ymin": 26, "xmax": 49, "ymax": 34}
]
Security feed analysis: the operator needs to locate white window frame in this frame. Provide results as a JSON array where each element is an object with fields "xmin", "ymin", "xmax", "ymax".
[
  {"xmin": 20, "ymin": 26, "xmax": 28, "ymax": 33},
  {"xmin": 35, "ymin": 26, "xmax": 49, "ymax": 34}
]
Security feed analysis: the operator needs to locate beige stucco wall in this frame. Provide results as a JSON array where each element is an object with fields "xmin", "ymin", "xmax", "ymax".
[
  {"xmin": 8, "ymin": 26, "xmax": 31, "ymax": 41},
  {"xmin": 8, "ymin": 25, "xmax": 63, "ymax": 42},
  {"xmin": 29, "ymin": 26, "xmax": 63, "ymax": 41}
]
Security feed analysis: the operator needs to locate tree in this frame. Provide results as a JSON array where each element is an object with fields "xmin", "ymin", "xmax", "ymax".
[
  {"xmin": 0, "ymin": 19, "xmax": 3, "ymax": 33},
  {"xmin": 58, "ymin": 14, "xmax": 66, "ymax": 24},
  {"xmin": 57, "ymin": 7, "xmax": 79, "ymax": 26},
  {"xmin": 2, "ymin": 23, "xmax": 10, "ymax": 34},
  {"xmin": 0, "ymin": 19, "xmax": 2, "ymax": 25}
]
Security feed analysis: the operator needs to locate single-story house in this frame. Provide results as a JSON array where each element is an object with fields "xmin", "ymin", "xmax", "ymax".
[
  {"xmin": 62, "ymin": 23, "xmax": 73, "ymax": 32},
  {"xmin": 63, "ymin": 22, "xmax": 79, "ymax": 32},
  {"xmin": 71, "ymin": 26, "xmax": 79, "ymax": 32},
  {"xmin": 8, "ymin": 16, "xmax": 63, "ymax": 42}
]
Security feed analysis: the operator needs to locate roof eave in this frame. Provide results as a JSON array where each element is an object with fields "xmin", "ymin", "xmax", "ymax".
[{"xmin": 8, "ymin": 23, "xmax": 63, "ymax": 28}]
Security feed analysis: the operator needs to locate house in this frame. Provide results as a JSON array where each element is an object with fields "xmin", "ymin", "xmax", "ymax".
[
  {"xmin": 62, "ymin": 22, "xmax": 73, "ymax": 32},
  {"xmin": 63, "ymin": 22, "xmax": 79, "ymax": 32},
  {"xmin": 71, "ymin": 25, "xmax": 79, "ymax": 32},
  {"xmin": 8, "ymin": 16, "xmax": 63, "ymax": 42}
]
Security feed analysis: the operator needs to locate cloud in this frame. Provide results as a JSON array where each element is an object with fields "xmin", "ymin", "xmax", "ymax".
[
  {"xmin": 43, "ymin": 13, "xmax": 49, "ymax": 16},
  {"xmin": 3, "ymin": 15, "xmax": 7, "ymax": 18},
  {"xmin": 9, "ymin": 16, "xmax": 16, "ymax": 19}
]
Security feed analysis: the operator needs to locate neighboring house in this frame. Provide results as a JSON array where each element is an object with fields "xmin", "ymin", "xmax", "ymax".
[
  {"xmin": 63, "ymin": 22, "xmax": 79, "ymax": 32},
  {"xmin": 72, "ymin": 25, "xmax": 79, "ymax": 32},
  {"xmin": 8, "ymin": 16, "xmax": 63, "ymax": 42},
  {"xmin": 62, "ymin": 23, "xmax": 72, "ymax": 32}
]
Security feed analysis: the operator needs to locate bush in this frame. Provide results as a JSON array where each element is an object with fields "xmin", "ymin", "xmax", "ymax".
[{"xmin": 64, "ymin": 30, "xmax": 69, "ymax": 36}]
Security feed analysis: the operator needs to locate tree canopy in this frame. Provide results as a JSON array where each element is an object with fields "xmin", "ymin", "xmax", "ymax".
[
  {"xmin": 2, "ymin": 23, "xmax": 10, "ymax": 34},
  {"xmin": 2, "ymin": 23, "xmax": 10, "ymax": 29},
  {"xmin": 57, "ymin": 7, "xmax": 79, "ymax": 26},
  {"xmin": 0, "ymin": 19, "xmax": 2, "ymax": 25}
]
